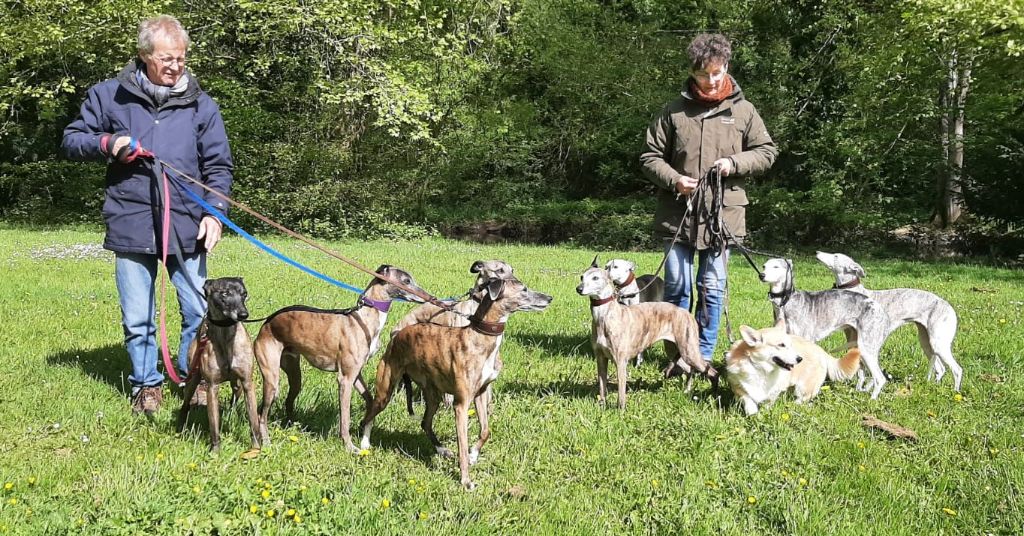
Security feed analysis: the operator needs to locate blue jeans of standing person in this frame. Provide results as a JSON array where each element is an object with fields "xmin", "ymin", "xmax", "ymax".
[
  {"xmin": 115, "ymin": 252, "xmax": 206, "ymax": 392},
  {"xmin": 663, "ymin": 241, "xmax": 729, "ymax": 362}
]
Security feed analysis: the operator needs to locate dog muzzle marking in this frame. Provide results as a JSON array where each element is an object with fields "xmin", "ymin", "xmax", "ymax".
[
  {"xmin": 590, "ymin": 295, "xmax": 616, "ymax": 307},
  {"xmin": 359, "ymin": 296, "xmax": 392, "ymax": 313}
]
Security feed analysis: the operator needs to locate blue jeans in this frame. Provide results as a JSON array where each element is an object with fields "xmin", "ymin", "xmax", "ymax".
[
  {"xmin": 115, "ymin": 252, "xmax": 206, "ymax": 390},
  {"xmin": 663, "ymin": 241, "xmax": 729, "ymax": 362}
]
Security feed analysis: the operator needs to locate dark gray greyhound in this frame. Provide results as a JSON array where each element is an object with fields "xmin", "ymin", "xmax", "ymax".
[
  {"xmin": 177, "ymin": 277, "xmax": 261, "ymax": 453},
  {"xmin": 760, "ymin": 259, "xmax": 893, "ymax": 399}
]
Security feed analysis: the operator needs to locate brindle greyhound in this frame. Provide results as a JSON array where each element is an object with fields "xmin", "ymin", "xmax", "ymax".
[
  {"xmin": 177, "ymin": 277, "xmax": 260, "ymax": 452},
  {"xmin": 359, "ymin": 276, "xmax": 553, "ymax": 490},
  {"xmin": 814, "ymin": 251, "xmax": 962, "ymax": 391},
  {"xmin": 252, "ymin": 265, "xmax": 426, "ymax": 452},
  {"xmin": 577, "ymin": 263, "xmax": 718, "ymax": 410},
  {"xmin": 604, "ymin": 259, "xmax": 666, "ymax": 366},
  {"xmin": 390, "ymin": 260, "xmax": 515, "ymax": 414}
]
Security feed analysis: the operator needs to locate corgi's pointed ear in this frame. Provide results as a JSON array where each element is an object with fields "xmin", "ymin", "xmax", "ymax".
[{"xmin": 739, "ymin": 325, "xmax": 761, "ymax": 346}]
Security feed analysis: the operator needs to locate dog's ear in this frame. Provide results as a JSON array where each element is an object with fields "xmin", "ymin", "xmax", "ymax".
[
  {"xmin": 852, "ymin": 261, "xmax": 867, "ymax": 278},
  {"xmin": 486, "ymin": 278, "xmax": 505, "ymax": 301},
  {"xmin": 603, "ymin": 259, "xmax": 613, "ymax": 270},
  {"xmin": 739, "ymin": 325, "xmax": 761, "ymax": 346},
  {"xmin": 590, "ymin": 255, "xmax": 599, "ymax": 269},
  {"xmin": 628, "ymin": 260, "xmax": 636, "ymax": 272},
  {"xmin": 202, "ymin": 280, "xmax": 213, "ymax": 297},
  {"xmin": 470, "ymin": 261, "xmax": 483, "ymax": 274}
]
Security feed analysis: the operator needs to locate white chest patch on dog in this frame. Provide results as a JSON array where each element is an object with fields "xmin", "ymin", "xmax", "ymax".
[
  {"xmin": 368, "ymin": 313, "xmax": 388, "ymax": 357},
  {"xmin": 480, "ymin": 336, "xmax": 503, "ymax": 386}
]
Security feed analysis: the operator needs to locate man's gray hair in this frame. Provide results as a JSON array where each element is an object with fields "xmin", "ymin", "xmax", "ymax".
[{"xmin": 138, "ymin": 15, "xmax": 190, "ymax": 56}]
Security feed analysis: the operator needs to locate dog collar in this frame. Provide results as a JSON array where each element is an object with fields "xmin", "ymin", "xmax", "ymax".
[
  {"xmin": 590, "ymin": 295, "xmax": 616, "ymax": 307},
  {"xmin": 833, "ymin": 277, "xmax": 861, "ymax": 290},
  {"xmin": 614, "ymin": 272, "xmax": 635, "ymax": 289},
  {"xmin": 470, "ymin": 318, "xmax": 505, "ymax": 336},
  {"xmin": 767, "ymin": 290, "xmax": 791, "ymax": 307},
  {"xmin": 208, "ymin": 317, "xmax": 239, "ymax": 327},
  {"xmin": 359, "ymin": 296, "xmax": 392, "ymax": 313}
]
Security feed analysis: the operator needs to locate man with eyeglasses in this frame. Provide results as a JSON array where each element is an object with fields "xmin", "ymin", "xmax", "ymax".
[
  {"xmin": 640, "ymin": 33, "xmax": 777, "ymax": 367},
  {"xmin": 62, "ymin": 15, "xmax": 233, "ymax": 416}
]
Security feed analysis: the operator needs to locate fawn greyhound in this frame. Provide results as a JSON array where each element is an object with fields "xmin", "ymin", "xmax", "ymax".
[
  {"xmin": 577, "ymin": 262, "xmax": 718, "ymax": 410},
  {"xmin": 359, "ymin": 276, "xmax": 553, "ymax": 490},
  {"xmin": 177, "ymin": 277, "xmax": 261, "ymax": 452},
  {"xmin": 252, "ymin": 265, "xmax": 426, "ymax": 452},
  {"xmin": 815, "ymin": 251, "xmax": 962, "ymax": 391}
]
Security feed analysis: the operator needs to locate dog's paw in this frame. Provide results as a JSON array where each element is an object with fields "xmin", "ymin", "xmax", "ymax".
[
  {"xmin": 436, "ymin": 446, "xmax": 454, "ymax": 458},
  {"xmin": 462, "ymin": 479, "xmax": 477, "ymax": 491}
]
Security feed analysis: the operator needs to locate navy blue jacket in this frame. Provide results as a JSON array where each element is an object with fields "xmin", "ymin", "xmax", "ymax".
[{"xmin": 62, "ymin": 60, "xmax": 233, "ymax": 254}]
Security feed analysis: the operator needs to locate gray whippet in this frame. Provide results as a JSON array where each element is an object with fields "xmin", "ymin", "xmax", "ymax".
[
  {"xmin": 252, "ymin": 265, "xmax": 426, "ymax": 452},
  {"xmin": 359, "ymin": 276, "xmax": 552, "ymax": 490},
  {"xmin": 177, "ymin": 277, "xmax": 261, "ymax": 453},
  {"xmin": 760, "ymin": 258, "xmax": 892, "ymax": 399},
  {"xmin": 578, "ymin": 263, "xmax": 718, "ymax": 410},
  {"xmin": 815, "ymin": 251, "xmax": 962, "ymax": 391}
]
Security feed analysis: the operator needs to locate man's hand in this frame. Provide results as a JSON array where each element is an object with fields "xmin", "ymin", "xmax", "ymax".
[
  {"xmin": 106, "ymin": 135, "xmax": 147, "ymax": 164},
  {"xmin": 674, "ymin": 174, "xmax": 698, "ymax": 196},
  {"xmin": 197, "ymin": 216, "xmax": 223, "ymax": 252},
  {"xmin": 714, "ymin": 157, "xmax": 734, "ymax": 177}
]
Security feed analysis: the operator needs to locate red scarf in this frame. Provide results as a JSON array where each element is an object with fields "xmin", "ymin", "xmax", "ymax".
[{"xmin": 688, "ymin": 76, "xmax": 734, "ymax": 106}]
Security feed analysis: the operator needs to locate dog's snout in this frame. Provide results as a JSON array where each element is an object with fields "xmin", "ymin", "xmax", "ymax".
[
  {"xmin": 237, "ymin": 310, "xmax": 249, "ymax": 320},
  {"xmin": 795, "ymin": 356, "xmax": 803, "ymax": 363},
  {"xmin": 758, "ymin": 273, "xmax": 766, "ymax": 282}
]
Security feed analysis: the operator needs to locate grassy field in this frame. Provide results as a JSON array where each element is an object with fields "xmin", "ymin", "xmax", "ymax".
[{"xmin": 0, "ymin": 226, "xmax": 1021, "ymax": 534}]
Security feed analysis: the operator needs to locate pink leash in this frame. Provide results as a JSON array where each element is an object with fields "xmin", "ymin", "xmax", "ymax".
[{"xmin": 157, "ymin": 169, "xmax": 186, "ymax": 386}]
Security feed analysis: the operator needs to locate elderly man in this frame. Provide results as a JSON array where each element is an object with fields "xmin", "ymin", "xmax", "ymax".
[
  {"xmin": 640, "ymin": 33, "xmax": 778, "ymax": 364},
  {"xmin": 62, "ymin": 15, "xmax": 233, "ymax": 415}
]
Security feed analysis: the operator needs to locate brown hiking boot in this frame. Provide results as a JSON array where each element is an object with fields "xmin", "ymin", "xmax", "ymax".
[
  {"xmin": 190, "ymin": 380, "xmax": 209, "ymax": 407},
  {"xmin": 131, "ymin": 386, "xmax": 163, "ymax": 416}
]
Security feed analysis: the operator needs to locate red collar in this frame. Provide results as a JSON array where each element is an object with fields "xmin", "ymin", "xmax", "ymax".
[
  {"xmin": 614, "ymin": 272, "xmax": 635, "ymax": 289},
  {"xmin": 590, "ymin": 295, "xmax": 616, "ymax": 307}
]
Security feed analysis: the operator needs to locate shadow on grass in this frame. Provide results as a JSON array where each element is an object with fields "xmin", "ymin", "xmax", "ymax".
[
  {"xmin": 45, "ymin": 344, "xmax": 133, "ymax": 395},
  {"xmin": 511, "ymin": 331, "xmax": 590, "ymax": 358}
]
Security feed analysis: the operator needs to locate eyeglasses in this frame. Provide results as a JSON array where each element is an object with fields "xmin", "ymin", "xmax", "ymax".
[{"xmin": 155, "ymin": 56, "xmax": 186, "ymax": 67}]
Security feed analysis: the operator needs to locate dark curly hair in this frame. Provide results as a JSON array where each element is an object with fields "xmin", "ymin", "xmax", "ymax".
[{"xmin": 687, "ymin": 33, "xmax": 732, "ymax": 71}]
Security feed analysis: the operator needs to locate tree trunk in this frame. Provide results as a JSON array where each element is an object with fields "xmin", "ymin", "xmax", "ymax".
[{"xmin": 933, "ymin": 51, "xmax": 970, "ymax": 228}]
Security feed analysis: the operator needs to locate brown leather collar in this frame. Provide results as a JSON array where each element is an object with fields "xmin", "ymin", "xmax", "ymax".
[
  {"xmin": 614, "ymin": 272, "xmax": 635, "ymax": 289},
  {"xmin": 470, "ymin": 318, "xmax": 505, "ymax": 336},
  {"xmin": 833, "ymin": 277, "xmax": 861, "ymax": 290},
  {"xmin": 590, "ymin": 295, "xmax": 616, "ymax": 307}
]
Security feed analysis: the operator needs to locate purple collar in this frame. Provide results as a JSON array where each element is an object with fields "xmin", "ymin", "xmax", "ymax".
[{"xmin": 359, "ymin": 296, "xmax": 392, "ymax": 313}]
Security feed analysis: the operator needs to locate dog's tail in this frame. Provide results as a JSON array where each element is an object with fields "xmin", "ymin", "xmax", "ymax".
[{"xmin": 826, "ymin": 348, "xmax": 861, "ymax": 381}]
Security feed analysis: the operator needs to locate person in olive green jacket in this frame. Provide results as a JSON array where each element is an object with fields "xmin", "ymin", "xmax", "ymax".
[{"xmin": 640, "ymin": 33, "xmax": 778, "ymax": 363}]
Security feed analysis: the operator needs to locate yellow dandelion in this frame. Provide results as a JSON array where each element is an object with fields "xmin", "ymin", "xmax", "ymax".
[
  {"xmin": 419, "ymin": 511, "xmax": 429, "ymax": 520},
  {"xmin": 7, "ymin": 498, "xmax": 17, "ymax": 506},
  {"xmin": 192, "ymin": 485, "xmax": 201, "ymax": 494},
  {"xmin": 999, "ymin": 318, "xmax": 1007, "ymax": 324},
  {"xmin": 156, "ymin": 452, "xmax": 165, "ymax": 461},
  {"xmin": 3, "ymin": 483, "xmax": 12, "ymax": 491},
  {"xmin": 651, "ymin": 479, "xmax": 659, "ymax": 488},
  {"xmin": 187, "ymin": 463, "xmax": 197, "ymax": 470},
  {"xmin": 294, "ymin": 515, "xmax": 303, "ymax": 524},
  {"xmin": 798, "ymin": 478, "xmax": 808, "ymax": 486},
  {"xmin": 26, "ymin": 477, "xmax": 36, "ymax": 486},
  {"xmin": 942, "ymin": 508, "xmax": 957, "ymax": 516},
  {"xmin": 781, "ymin": 413, "xmax": 790, "ymax": 422},
  {"xmin": 989, "ymin": 448, "xmax": 1000, "ymax": 456},
  {"xmin": 746, "ymin": 496, "xmax": 756, "ymax": 505},
  {"xmin": 266, "ymin": 509, "xmax": 276, "ymax": 518},
  {"xmin": 261, "ymin": 490, "xmax": 271, "ymax": 500},
  {"xmin": 249, "ymin": 505, "xmax": 259, "ymax": 514},
  {"xmin": 358, "ymin": 449, "xmax": 370, "ymax": 457},
  {"xmin": 77, "ymin": 518, "xmax": 85, "ymax": 526},
  {"xmin": 857, "ymin": 441, "xmax": 865, "ymax": 449},
  {"xmin": 858, "ymin": 465, "xmax": 866, "ymax": 472},
  {"xmin": 286, "ymin": 508, "xmax": 296, "ymax": 517},
  {"xmin": 289, "ymin": 435, "xmax": 299, "ymax": 443},
  {"xmin": 953, "ymin": 393, "xmax": 963, "ymax": 402},
  {"xmin": 408, "ymin": 479, "xmax": 417, "ymax": 486},
  {"xmin": 321, "ymin": 497, "xmax": 330, "ymax": 505},
  {"xmin": 781, "ymin": 469, "xmax": 789, "ymax": 477},
  {"xmin": 468, "ymin": 409, "xmax": 476, "ymax": 417},
  {"xmin": 380, "ymin": 498, "xmax": 391, "ymax": 509}
]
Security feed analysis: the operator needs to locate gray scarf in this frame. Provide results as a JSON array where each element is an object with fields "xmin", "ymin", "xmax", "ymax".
[{"xmin": 136, "ymin": 67, "xmax": 190, "ymax": 107}]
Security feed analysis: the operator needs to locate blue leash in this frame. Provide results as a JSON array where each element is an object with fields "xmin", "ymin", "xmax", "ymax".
[{"xmin": 172, "ymin": 176, "xmax": 366, "ymax": 295}]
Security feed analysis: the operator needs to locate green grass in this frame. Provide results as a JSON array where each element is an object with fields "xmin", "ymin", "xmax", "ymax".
[{"xmin": 0, "ymin": 227, "xmax": 1021, "ymax": 534}]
